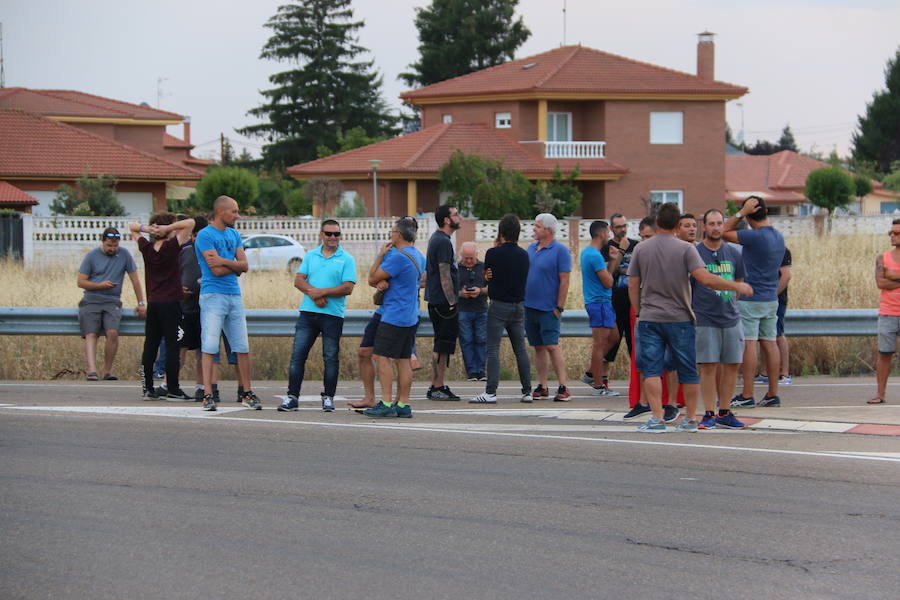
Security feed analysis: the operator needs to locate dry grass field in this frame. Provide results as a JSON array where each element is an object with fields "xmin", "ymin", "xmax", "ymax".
[{"xmin": 0, "ymin": 233, "xmax": 887, "ymax": 382}]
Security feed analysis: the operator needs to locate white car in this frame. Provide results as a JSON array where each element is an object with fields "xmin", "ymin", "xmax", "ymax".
[{"xmin": 242, "ymin": 234, "xmax": 306, "ymax": 271}]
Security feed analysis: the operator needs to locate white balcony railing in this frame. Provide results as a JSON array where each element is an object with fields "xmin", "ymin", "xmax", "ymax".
[{"xmin": 544, "ymin": 141, "xmax": 606, "ymax": 159}]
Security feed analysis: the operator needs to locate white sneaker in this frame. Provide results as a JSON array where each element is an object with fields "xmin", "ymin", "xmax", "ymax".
[
  {"xmin": 779, "ymin": 375, "xmax": 792, "ymax": 385},
  {"xmin": 591, "ymin": 385, "xmax": 621, "ymax": 397},
  {"xmin": 469, "ymin": 392, "xmax": 497, "ymax": 404},
  {"xmin": 520, "ymin": 393, "xmax": 533, "ymax": 403}
]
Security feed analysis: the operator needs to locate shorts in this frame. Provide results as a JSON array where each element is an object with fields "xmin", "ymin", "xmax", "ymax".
[
  {"xmin": 373, "ymin": 321, "xmax": 416, "ymax": 359},
  {"xmin": 635, "ymin": 320, "xmax": 699, "ymax": 384},
  {"xmin": 200, "ymin": 292, "xmax": 249, "ymax": 354},
  {"xmin": 695, "ymin": 324, "xmax": 745, "ymax": 364},
  {"xmin": 359, "ymin": 312, "xmax": 383, "ymax": 349},
  {"xmin": 776, "ymin": 299, "xmax": 787, "ymax": 337},
  {"xmin": 78, "ymin": 299, "xmax": 122, "ymax": 337},
  {"xmin": 739, "ymin": 300, "xmax": 778, "ymax": 342},
  {"xmin": 525, "ymin": 307, "xmax": 561, "ymax": 346},
  {"xmin": 877, "ymin": 315, "xmax": 900, "ymax": 354},
  {"xmin": 180, "ymin": 311, "xmax": 201, "ymax": 350},
  {"xmin": 586, "ymin": 302, "xmax": 616, "ymax": 329},
  {"xmin": 428, "ymin": 303, "xmax": 458, "ymax": 355}
]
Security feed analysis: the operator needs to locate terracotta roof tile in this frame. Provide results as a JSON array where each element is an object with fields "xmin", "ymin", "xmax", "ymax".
[
  {"xmin": 0, "ymin": 110, "xmax": 203, "ymax": 181},
  {"xmin": 402, "ymin": 46, "xmax": 747, "ymax": 102},
  {"xmin": 0, "ymin": 88, "xmax": 183, "ymax": 121},
  {"xmin": 287, "ymin": 123, "xmax": 627, "ymax": 178},
  {"xmin": 0, "ymin": 181, "xmax": 39, "ymax": 205},
  {"xmin": 164, "ymin": 133, "xmax": 193, "ymax": 148}
]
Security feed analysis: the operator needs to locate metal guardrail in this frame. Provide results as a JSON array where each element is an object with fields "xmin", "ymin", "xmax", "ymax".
[{"xmin": 0, "ymin": 307, "xmax": 879, "ymax": 338}]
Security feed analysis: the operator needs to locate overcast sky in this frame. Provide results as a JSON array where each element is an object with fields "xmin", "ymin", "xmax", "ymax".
[{"xmin": 3, "ymin": 0, "xmax": 898, "ymax": 161}]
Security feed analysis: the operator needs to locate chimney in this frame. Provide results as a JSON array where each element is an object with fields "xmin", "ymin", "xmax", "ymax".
[
  {"xmin": 183, "ymin": 116, "xmax": 191, "ymax": 145},
  {"xmin": 697, "ymin": 31, "xmax": 715, "ymax": 80}
]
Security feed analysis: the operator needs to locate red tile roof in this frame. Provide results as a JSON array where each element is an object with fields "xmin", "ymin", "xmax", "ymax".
[
  {"xmin": 0, "ymin": 181, "xmax": 39, "ymax": 205},
  {"xmin": 0, "ymin": 110, "xmax": 204, "ymax": 181},
  {"xmin": 287, "ymin": 123, "xmax": 627, "ymax": 178},
  {"xmin": 402, "ymin": 45, "xmax": 747, "ymax": 103},
  {"xmin": 164, "ymin": 133, "xmax": 193, "ymax": 148},
  {"xmin": 0, "ymin": 88, "xmax": 183, "ymax": 121}
]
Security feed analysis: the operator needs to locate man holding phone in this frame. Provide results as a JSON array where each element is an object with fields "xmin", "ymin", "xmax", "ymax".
[{"xmin": 457, "ymin": 241, "xmax": 488, "ymax": 381}]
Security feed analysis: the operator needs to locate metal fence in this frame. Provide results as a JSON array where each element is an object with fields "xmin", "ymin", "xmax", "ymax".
[{"xmin": 0, "ymin": 307, "xmax": 879, "ymax": 338}]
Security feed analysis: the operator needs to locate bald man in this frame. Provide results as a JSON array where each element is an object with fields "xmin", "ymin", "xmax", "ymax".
[
  {"xmin": 457, "ymin": 241, "xmax": 488, "ymax": 381},
  {"xmin": 194, "ymin": 195, "xmax": 261, "ymax": 411}
]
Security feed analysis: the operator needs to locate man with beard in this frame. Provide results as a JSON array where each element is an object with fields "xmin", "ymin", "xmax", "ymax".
[{"xmin": 425, "ymin": 204, "xmax": 462, "ymax": 401}]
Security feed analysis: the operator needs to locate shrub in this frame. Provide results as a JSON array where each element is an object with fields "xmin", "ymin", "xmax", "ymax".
[
  {"xmin": 194, "ymin": 167, "xmax": 259, "ymax": 212},
  {"xmin": 49, "ymin": 173, "xmax": 124, "ymax": 216}
]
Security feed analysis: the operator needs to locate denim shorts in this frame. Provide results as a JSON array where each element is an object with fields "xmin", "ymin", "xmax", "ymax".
[
  {"xmin": 200, "ymin": 293, "xmax": 249, "ymax": 354},
  {"xmin": 525, "ymin": 307, "xmax": 561, "ymax": 346},
  {"xmin": 635, "ymin": 320, "xmax": 699, "ymax": 383},
  {"xmin": 585, "ymin": 302, "xmax": 616, "ymax": 329}
]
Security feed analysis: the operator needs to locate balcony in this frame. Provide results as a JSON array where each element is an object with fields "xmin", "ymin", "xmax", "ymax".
[{"xmin": 520, "ymin": 140, "xmax": 606, "ymax": 159}]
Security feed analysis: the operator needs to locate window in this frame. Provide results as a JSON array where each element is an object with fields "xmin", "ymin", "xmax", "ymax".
[
  {"xmin": 650, "ymin": 112, "xmax": 683, "ymax": 144},
  {"xmin": 495, "ymin": 112, "xmax": 511, "ymax": 128},
  {"xmin": 442, "ymin": 114, "xmax": 452, "ymax": 124},
  {"xmin": 649, "ymin": 190, "xmax": 683, "ymax": 211},
  {"xmin": 547, "ymin": 112, "xmax": 571, "ymax": 142}
]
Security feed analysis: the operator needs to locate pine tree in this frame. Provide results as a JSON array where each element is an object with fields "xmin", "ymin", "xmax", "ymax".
[
  {"xmin": 852, "ymin": 48, "xmax": 900, "ymax": 174},
  {"xmin": 239, "ymin": 0, "xmax": 398, "ymax": 170},
  {"xmin": 400, "ymin": 0, "xmax": 531, "ymax": 87},
  {"xmin": 777, "ymin": 125, "xmax": 799, "ymax": 153}
]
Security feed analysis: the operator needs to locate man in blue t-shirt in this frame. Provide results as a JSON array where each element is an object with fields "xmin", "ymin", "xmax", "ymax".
[
  {"xmin": 277, "ymin": 220, "xmax": 357, "ymax": 413},
  {"xmin": 361, "ymin": 217, "xmax": 426, "ymax": 419},
  {"xmin": 194, "ymin": 195, "xmax": 261, "ymax": 411},
  {"xmin": 580, "ymin": 220, "xmax": 622, "ymax": 397},
  {"xmin": 525, "ymin": 213, "xmax": 573, "ymax": 401},
  {"xmin": 723, "ymin": 195, "xmax": 786, "ymax": 408}
]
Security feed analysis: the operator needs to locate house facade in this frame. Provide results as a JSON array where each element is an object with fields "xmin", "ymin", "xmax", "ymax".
[{"xmin": 289, "ymin": 34, "xmax": 747, "ymax": 218}]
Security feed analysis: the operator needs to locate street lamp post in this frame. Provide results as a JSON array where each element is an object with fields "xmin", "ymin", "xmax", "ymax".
[{"xmin": 368, "ymin": 159, "xmax": 382, "ymax": 224}]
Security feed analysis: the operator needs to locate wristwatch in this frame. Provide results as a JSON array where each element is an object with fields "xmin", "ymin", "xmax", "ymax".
[
  {"xmin": 556, "ymin": 306, "xmax": 565, "ymax": 313},
  {"xmin": 137, "ymin": 301, "xmax": 146, "ymax": 306}
]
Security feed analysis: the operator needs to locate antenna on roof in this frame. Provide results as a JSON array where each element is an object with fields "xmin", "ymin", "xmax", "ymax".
[
  {"xmin": 1, "ymin": 23, "xmax": 6, "ymax": 88},
  {"xmin": 562, "ymin": 0, "xmax": 567, "ymax": 46}
]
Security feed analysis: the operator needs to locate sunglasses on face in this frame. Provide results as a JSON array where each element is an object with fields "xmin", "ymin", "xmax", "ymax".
[
  {"xmin": 322, "ymin": 231, "xmax": 342, "ymax": 237},
  {"xmin": 103, "ymin": 233, "xmax": 121, "ymax": 239}
]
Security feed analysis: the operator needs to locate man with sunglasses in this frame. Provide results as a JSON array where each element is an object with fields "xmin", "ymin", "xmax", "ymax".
[
  {"xmin": 871, "ymin": 219, "xmax": 900, "ymax": 404},
  {"xmin": 278, "ymin": 220, "xmax": 357, "ymax": 413},
  {"xmin": 77, "ymin": 227, "xmax": 146, "ymax": 381}
]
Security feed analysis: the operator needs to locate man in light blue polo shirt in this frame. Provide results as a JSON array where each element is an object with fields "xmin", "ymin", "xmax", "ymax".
[
  {"xmin": 278, "ymin": 219, "xmax": 357, "ymax": 413},
  {"xmin": 525, "ymin": 213, "xmax": 572, "ymax": 401}
]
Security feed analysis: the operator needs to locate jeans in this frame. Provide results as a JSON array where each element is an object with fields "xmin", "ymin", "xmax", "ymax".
[
  {"xmin": 485, "ymin": 301, "xmax": 531, "ymax": 395},
  {"xmin": 458, "ymin": 310, "xmax": 487, "ymax": 376},
  {"xmin": 287, "ymin": 311, "xmax": 344, "ymax": 398}
]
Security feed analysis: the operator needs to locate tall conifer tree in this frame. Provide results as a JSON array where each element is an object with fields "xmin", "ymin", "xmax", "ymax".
[
  {"xmin": 852, "ymin": 48, "xmax": 900, "ymax": 174},
  {"xmin": 240, "ymin": 1, "xmax": 398, "ymax": 169}
]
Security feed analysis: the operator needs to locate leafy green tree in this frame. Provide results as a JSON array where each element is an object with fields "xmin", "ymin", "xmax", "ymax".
[
  {"xmin": 239, "ymin": 0, "xmax": 398, "ymax": 170},
  {"xmin": 884, "ymin": 169, "xmax": 900, "ymax": 192},
  {"xmin": 195, "ymin": 167, "xmax": 259, "ymax": 212},
  {"xmin": 331, "ymin": 192, "xmax": 367, "ymax": 217},
  {"xmin": 472, "ymin": 165, "xmax": 533, "ymax": 219},
  {"xmin": 256, "ymin": 174, "xmax": 303, "ymax": 215},
  {"xmin": 542, "ymin": 165, "xmax": 582, "ymax": 218},
  {"xmin": 438, "ymin": 150, "xmax": 490, "ymax": 215},
  {"xmin": 744, "ymin": 139, "xmax": 779, "ymax": 156},
  {"xmin": 777, "ymin": 125, "xmax": 799, "ymax": 153},
  {"xmin": 50, "ymin": 173, "xmax": 124, "ymax": 216},
  {"xmin": 854, "ymin": 174, "xmax": 873, "ymax": 198},
  {"xmin": 316, "ymin": 126, "xmax": 388, "ymax": 158},
  {"xmin": 400, "ymin": 0, "xmax": 531, "ymax": 87},
  {"xmin": 805, "ymin": 167, "xmax": 855, "ymax": 222},
  {"xmin": 852, "ymin": 48, "xmax": 900, "ymax": 174}
]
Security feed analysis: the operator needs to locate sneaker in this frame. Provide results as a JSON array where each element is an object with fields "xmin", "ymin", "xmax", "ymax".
[
  {"xmin": 520, "ymin": 393, "xmax": 533, "ymax": 403},
  {"xmin": 193, "ymin": 388, "xmax": 205, "ymax": 401},
  {"xmin": 212, "ymin": 390, "xmax": 220, "ymax": 403},
  {"xmin": 165, "ymin": 388, "xmax": 191, "ymax": 401},
  {"xmin": 277, "ymin": 395, "xmax": 299, "ymax": 412},
  {"xmin": 236, "ymin": 387, "xmax": 244, "ymax": 403},
  {"xmin": 754, "ymin": 374, "xmax": 769, "ymax": 384},
  {"xmin": 731, "ymin": 394, "xmax": 755, "ymax": 408},
  {"xmin": 363, "ymin": 401, "xmax": 398, "ymax": 418},
  {"xmin": 663, "ymin": 404, "xmax": 680, "ymax": 423},
  {"xmin": 623, "ymin": 403, "xmax": 651, "ymax": 419},
  {"xmin": 241, "ymin": 390, "xmax": 263, "ymax": 410},
  {"xmin": 321, "ymin": 395, "xmax": 335, "ymax": 412},
  {"xmin": 553, "ymin": 385, "xmax": 571, "ymax": 402},
  {"xmin": 638, "ymin": 417, "xmax": 666, "ymax": 433},
  {"xmin": 469, "ymin": 392, "xmax": 497, "ymax": 404},
  {"xmin": 580, "ymin": 372, "xmax": 594, "ymax": 385},
  {"xmin": 757, "ymin": 394, "xmax": 781, "ymax": 407},
  {"xmin": 153, "ymin": 370, "xmax": 165, "ymax": 380},
  {"xmin": 591, "ymin": 384, "xmax": 621, "ymax": 397},
  {"xmin": 394, "ymin": 403, "xmax": 413, "ymax": 418},
  {"xmin": 477, "ymin": 374, "xmax": 488, "ymax": 382},
  {"xmin": 698, "ymin": 412, "xmax": 717, "ymax": 430},
  {"xmin": 202, "ymin": 394, "xmax": 217, "ymax": 411},
  {"xmin": 427, "ymin": 385, "xmax": 460, "ymax": 401},
  {"xmin": 779, "ymin": 375, "xmax": 792, "ymax": 385},
  {"xmin": 675, "ymin": 419, "xmax": 699, "ymax": 433},
  {"xmin": 142, "ymin": 387, "xmax": 159, "ymax": 400},
  {"xmin": 715, "ymin": 410, "xmax": 746, "ymax": 429},
  {"xmin": 532, "ymin": 385, "xmax": 549, "ymax": 400},
  {"xmin": 467, "ymin": 375, "xmax": 479, "ymax": 382}
]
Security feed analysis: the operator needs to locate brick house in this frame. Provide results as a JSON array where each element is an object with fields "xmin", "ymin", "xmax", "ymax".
[
  {"xmin": 288, "ymin": 34, "xmax": 747, "ymax": 218},
  {"xmin": 0, "ymin": 88, "xmax": 211, "ymax": 214}
]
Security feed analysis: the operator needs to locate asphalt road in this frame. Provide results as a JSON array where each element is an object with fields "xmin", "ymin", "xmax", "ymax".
[{"xmin": 2, "ymin": 379, "xmax": 900, "ymax": 600}]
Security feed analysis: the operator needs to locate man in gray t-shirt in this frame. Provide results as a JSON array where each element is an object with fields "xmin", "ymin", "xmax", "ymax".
[
  {"xmin": 76, "ymin": 227, "xmax": 146, "ymax": 381},
  {"xmin": 627, "ymin": 203, "xmax": 752, "ymax": 433}
]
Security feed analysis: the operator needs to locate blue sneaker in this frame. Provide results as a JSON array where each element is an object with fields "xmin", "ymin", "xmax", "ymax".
[
  {"xmin": 395, "ymin": 403, "xmax": 412, "ymax": 418},
  {"xmin": 698, "ymin": 412, "xmax": 717, "ymax": 430},
  {"xmin": 757, "ymin": 394, "xmax": 781, "ymax": 407},
  {"xmin": 277, "ymin": 395, "xmax": 299, "ymax": 412},
  {"xmin": 754, "ymin": 374, "xmax": 769, "ymax": 384},
  {"xmin": 731, "ymin": 394, "xmax": 755, "ymax": 408},
  {"xmin": 663, "ymin": 404, "xmax": 680, "ymax": 423},
  {"xmin": 715, "ymin": 410, "xmax": 746, "ymax": 429},
  {"xmin": 363, "ymin": 401, "xmax": 398, "ymax": 418},
  {"xmin": 675, "ymin": 419, "xmax": 699, "ymax": 433},
  {"xmin": 637, "ymin": 417, "xmax": 666, "ymax": 433}
]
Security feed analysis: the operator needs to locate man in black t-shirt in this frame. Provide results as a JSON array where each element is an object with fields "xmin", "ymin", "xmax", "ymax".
[{"xmin": 425, "ymin": 204, "xmax": 461, "ymax": 400}]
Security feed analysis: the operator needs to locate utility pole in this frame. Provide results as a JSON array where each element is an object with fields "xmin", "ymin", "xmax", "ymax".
[
  {"xmin": 562, "ymin": 0, "xmax": 567, "ymax": 46},
  {"xmin": 220, "ymin": 133, "xmax": 226, "ymax": 166},
  {"xmin": 1, "ymin": 23, "xmax": 6, "ymax": 88}
]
